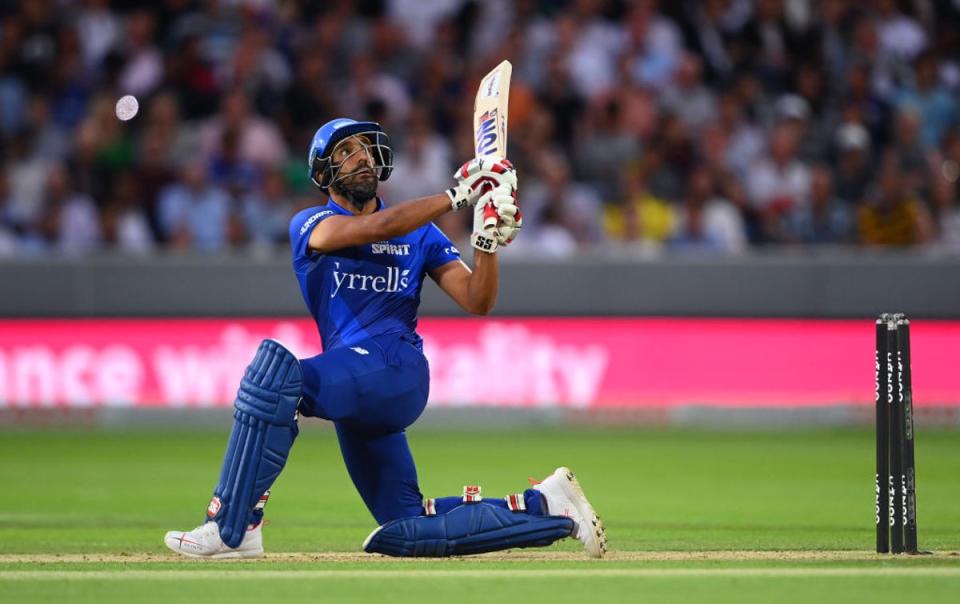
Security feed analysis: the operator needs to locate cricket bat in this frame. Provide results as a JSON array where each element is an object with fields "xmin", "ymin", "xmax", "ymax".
[{"xmin": 473, "ymin": 60, "xmax": 512, "ymax": 232}]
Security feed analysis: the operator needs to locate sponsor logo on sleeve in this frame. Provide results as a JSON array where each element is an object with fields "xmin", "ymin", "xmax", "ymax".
[{"xmin": 299, "ymin": 210, "xmax": 334, "ymax": 235}]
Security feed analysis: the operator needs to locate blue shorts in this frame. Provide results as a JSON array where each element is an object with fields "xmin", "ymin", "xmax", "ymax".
[{"xmin": 298, "ymin": 333, "xmax": 430, "ymax": 433}]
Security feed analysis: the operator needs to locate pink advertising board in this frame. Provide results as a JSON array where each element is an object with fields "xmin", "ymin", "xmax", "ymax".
[{"xmin": 0, "ymin": 318, "xmax": 957, "ymax": 408}]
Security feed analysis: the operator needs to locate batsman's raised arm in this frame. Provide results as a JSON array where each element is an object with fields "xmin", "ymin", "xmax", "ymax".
[
  {"xmin": 307, "ymin": 192, "xmax": 451, "ymax": 254},
  {"xmin": 430, "ymin": 185, "xmax": 522, "ymax": 316},
  {"xmin": 306, "ymin": 133, "xmax": 516, "ymax": 254},
  {"xmin": 430, "ymin": 249, "xmax": 499, "ymax": 316}
]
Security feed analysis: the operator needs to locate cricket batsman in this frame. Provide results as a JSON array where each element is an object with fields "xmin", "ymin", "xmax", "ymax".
[{"xmin": 164, "ymin": 118, "xmax": 607, "ymax": 559}]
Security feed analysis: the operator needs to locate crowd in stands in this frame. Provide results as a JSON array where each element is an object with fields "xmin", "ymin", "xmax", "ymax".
[{"xmin": 1, "ymin": 0, "xmax": 959, "ymax": 258}]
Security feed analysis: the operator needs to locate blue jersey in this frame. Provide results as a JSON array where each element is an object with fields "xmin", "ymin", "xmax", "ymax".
[{"xmin": 289, "ymin": 197, "xmax": 461, "ymax": 351}]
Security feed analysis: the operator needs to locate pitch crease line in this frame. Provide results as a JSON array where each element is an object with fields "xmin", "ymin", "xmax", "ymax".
[{"xmin": 3, "ymin": 568, "xmax": 960, "ymax": 581}]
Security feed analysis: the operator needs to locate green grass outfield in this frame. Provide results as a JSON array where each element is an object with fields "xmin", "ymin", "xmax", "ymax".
[{"xmin": 1, "ymin": 427, "xmax": 958, "ymax": 602}]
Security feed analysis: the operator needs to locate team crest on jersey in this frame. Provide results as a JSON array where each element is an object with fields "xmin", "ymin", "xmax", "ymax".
[{"xmin": 371, "ymin": 241, "xmax": 411, "ymax": 256}]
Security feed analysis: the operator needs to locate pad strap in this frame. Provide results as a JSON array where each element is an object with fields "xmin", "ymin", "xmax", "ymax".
[
  {"xmin": 505, "ymin": 493, "xmax": 526, "ymax": 512},
  {"xmin": 462, "ymin": 485, "xmax": 482, "ymax": 503}
]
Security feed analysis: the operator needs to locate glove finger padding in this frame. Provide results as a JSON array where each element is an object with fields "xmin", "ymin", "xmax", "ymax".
[
  {"xmin": 499, "ymin": 209, "xmax": 522, "ymax": 245},
  {"xmin": 496, "ymin": 206, "xmax": 523, "ymax": 246},
  {"xmin": 482, "ymin": 186, "xmax": 518, "ymax": 231}
]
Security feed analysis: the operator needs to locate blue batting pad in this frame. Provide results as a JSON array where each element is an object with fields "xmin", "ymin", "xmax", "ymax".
[
  {"xmin": 362, "ymin": 502, "xmax": 574, "ymax": 557},
  {"xmin": 209, "ymin": 339, "xmax": 302, "ymax": 548}
]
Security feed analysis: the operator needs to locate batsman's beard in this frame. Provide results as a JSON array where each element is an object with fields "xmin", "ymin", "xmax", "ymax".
[{"xmin": 331, "ymin": 172, "xmax": 378, "ymax": 211}]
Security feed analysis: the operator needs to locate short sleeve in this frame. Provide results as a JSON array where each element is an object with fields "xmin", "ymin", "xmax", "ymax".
[
  {"xmin": 289, "ymin": 206, "xmax": 337, "ymax": 262},
  {"xmin": 422, "ymin": 222, "xmax": 462, "ymax": 272}
]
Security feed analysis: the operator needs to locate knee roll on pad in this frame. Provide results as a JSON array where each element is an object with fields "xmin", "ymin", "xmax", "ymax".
[
  {"xmin": 210, "ymin": 339, "xmax": 302, "ymax": 548},
  {"xmin": 362, "ymin": 502, "xmax": 575, "ymax": 557}
]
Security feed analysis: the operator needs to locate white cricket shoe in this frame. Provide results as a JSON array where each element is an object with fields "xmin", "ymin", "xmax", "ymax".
[
  {"xmin": 532, "ymin": 467, "xmax": 608, "ymax": 558},
  {"xmin": 164, "ymin": 521, "xmax": 263, "ymax": 559}
]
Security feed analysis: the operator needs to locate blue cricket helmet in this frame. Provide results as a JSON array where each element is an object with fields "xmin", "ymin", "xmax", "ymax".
[{"xmin": 307, "ymin": 118, "xmax": 393, "ymax": 190}]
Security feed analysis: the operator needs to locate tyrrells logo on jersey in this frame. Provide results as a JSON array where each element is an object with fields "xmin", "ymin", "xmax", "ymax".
[{"xmin": 331, "ymin": 262, "xmax": 410, "ymax": 298}]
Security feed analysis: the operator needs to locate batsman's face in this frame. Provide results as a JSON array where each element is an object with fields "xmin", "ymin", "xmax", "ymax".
[{"xmin": 332, "ymin": 135, "xmax": 376, "ymax": 184}]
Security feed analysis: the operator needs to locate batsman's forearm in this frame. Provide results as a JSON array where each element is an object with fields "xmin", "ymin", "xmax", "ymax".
[
  {"xmin": 372, "ymin": 194, "xmax": 451, "ymax": 239},
  {"xmin": 467, "ymin": 249, "xmax": 499, "ymax": 315}
]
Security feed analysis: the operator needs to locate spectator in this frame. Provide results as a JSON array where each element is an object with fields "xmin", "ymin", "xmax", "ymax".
[
  {"xmin": 4, "ymin": 132, "xmax": 49, "ymax": 229},
  {"xmin": 67, "ymin": 121, "xmax": 111, "ymax": 206},
  {"xmin": 857, "ymin": 161, "xmax": 933, "ymax": 247},
  {"xmin": 242, "ymin": 167, "xmax": 294, "ymax": 253},
  {"xmin": 117, "ymin": 10, "xmax": 164, "ymax": 98},
  {"xmin": 745, "ymin": 123, "xmax": 811, "ymax": 241},
  {"xmin": 75, "ymin": 0, "xmax": 120, "ymax": 70},
  {"xmin": 143, "ymin": 92, "xmax": 198, "ymax": 167},
  {"xmin": 603, "ymin": 164, "xmax": 674, "ymax": 248},
  {"xmin": 210, "ymin": 127, "xmax": 262, "ymax": 196},
  {"xmin": 521, "ymin": 150, "xmax": 602, "ymax": 246},
  {"xmin": 574, "ymin": 97, "xmax": 640, "ymax": 195},
  {"xmin": 716, "ymin": 91, "xmax": 764, "ymax": 176},
  {"xmin": 157, "ymin": 162, "xmax": 232, "ymax": 252},
  {"xmin": 932, "ymin": 170, "xmax": 960, "ymax": 252},
  {"xmin": 199, "ymin": 89, "xmax": 288, "ymax": 169},
  {"xmin": 894, "ymin": 52, "xmax": 958, "ymax": 149},
  {"xmin": 45, "ymin": 164, "xmax": 101, "ymax": 254},
  {"xmin": 832, "ymin": 122, "xmax": 874, "ymax": 205},
  {"xmin": 222, "ymin": 26, "xmax": 292, "ymax": 116},
  {"xmin": 875, "ymin": 0, "xmax": 927, "ymax": 64},
  {"xmin": 101, "ymin": 170, "xmax": 155, "ymax": 255},
  {"xmin": 165, "ymin": 34, "xmax": 221, "ymax": 120},
  {"xmin": 668, "ymin": 166, "xmax": 746, "ymax": 253},
  {"xmin": 784, "ymin": 165, "xmax": 855, "ymax": 244},
  {"xmin": 537, "ymin": 53, "xmax": 586, "ymax": 155},
  {"xmin": 661, "ymin": 52, "xmax": 716, "ymax": 133},
  {"xmin": 553, "ymin": 8, "xmax": 623, "ymax": 100},
  {"xmin": 891, "ymin": 108, "xmax": 930, "ymax": 193},
  {"xmin": 841, "ymin": 62, "xmax": 892, "ymax": 147},
  {"xmin": 0, "ymin": 169, "xmax": 20, "ymax": 256},
  {"xmin": 281, "ymin": 47, "xmax": 338, "ymax": 152},
  {"xmin": 339, "ymin": 53, "xmax": 412, "ymax": 125},
  {"xmin": 680, "ymin": 0, "xmax": 738, "ymax": 85},
  {"xmin": 625, "ymin": 0, "xmax": 684, "ymax": 92},
  {"xmin": 382, "ymin": 108, "xmax": 453, "ymax": 202}
]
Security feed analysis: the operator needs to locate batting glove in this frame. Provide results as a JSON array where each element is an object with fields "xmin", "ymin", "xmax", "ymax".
[
  {"xmin": 446, "ymin": 156, "xmax": 517, "ymax": 212},
  {"xmin": 470, "ymin": 184, "xmax": 521, "ymax": 252},
  {"xmin": 491, "ymin": 189, "xmax": 522, "ymax": 247}
]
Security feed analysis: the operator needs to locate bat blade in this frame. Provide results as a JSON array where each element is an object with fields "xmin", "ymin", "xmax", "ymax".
[
  {"xmin": 473, "ymin": 60, "xmax": 512, "ymax": 234},
  {"xmin": 473, "ymin": 60, "xmax": 512, "ymax": 160}
]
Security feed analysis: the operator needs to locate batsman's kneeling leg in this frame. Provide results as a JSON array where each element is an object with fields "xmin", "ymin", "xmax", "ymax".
[
  {"xmin": 209, "ymin": 339, "xmax": 302, "ymax": 548},
  {"xmin": 362, "ymin": 502, "xmax": 575, "ymax": 557}
]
